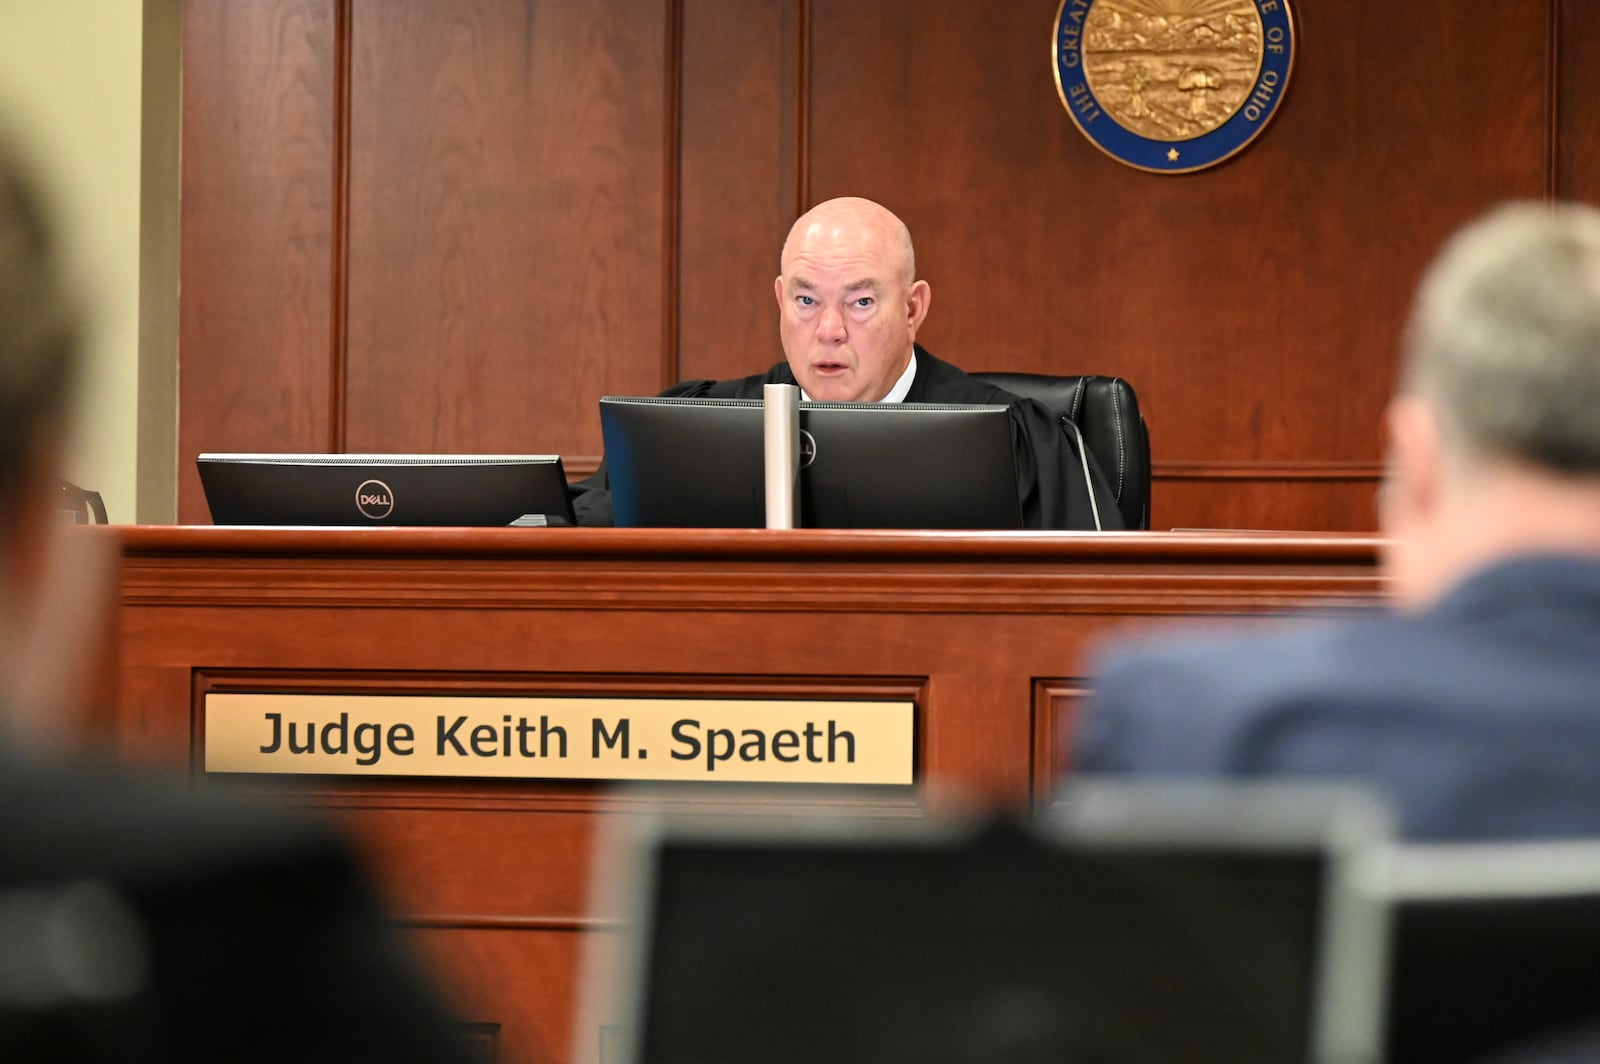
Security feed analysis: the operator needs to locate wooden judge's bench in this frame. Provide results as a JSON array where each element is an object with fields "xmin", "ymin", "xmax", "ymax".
[{"xmin": 107, "ymin": 526, "xmax": 1383, "ymax": 1064}]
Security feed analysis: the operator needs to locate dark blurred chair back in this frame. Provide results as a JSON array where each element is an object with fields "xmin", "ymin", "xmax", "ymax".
[
  {"xmin": 1383, "ymin": 841, "xmax": 1600, "ymax": 1063},
  {"xmin": 972, "ymin": 373, "xmax": 1150, "ymax": 529},
  {"xmin": 58, "ymin": 482, "xmax": 107, "ymax": 524}
]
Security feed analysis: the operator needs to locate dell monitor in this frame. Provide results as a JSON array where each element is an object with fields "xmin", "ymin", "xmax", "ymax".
[
  {"xmin": 598, "ymin": 397, "xmax": 1022, "ymax": 529},
  {"xmin": 197, "ymin": 453, "xmax": 575, "ymax": 526}
]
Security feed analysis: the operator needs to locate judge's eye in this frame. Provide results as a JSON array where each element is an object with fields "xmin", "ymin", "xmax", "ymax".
[
  {"xmin": 796, "ymin": 295, "xmax": 816, "ymax": 307},
  {"xmin": 852, "ymin": 297, "xmax": 874, "ymax": 309}
]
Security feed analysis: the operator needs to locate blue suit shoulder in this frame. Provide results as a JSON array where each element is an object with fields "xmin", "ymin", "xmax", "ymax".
[
  {"xmin": 1074, "ymin": 556, "xmax": 1600, "ymax": 840},
  {"xmin": 1073, "ymin": 611, "xmax": 1398, "ymax": 774}
]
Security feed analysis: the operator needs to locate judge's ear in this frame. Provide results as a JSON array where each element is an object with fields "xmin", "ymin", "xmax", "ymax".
[{"xmin": 905, "ymin": 279, "xmax": 930, "ymax": 336}]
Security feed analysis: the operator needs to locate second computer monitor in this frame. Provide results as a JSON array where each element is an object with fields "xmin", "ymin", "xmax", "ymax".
[
  {"xmin": 598, "ymin": 396, "xmax": 1022, "ymax": 529},
  {"xmin": 197, "ymin": 453, "xmax": 575, "ymax": 527}
]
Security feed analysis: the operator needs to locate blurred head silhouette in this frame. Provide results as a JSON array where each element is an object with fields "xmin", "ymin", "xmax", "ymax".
[
  {"xmin": 0, "ymin": 134, "xmax": 475, "ymax": 1064},
  {"xmin": 1381, "ymin": 202, "xmax": 1600, "ymax": 607},
  {"xmin": 0, "ymin": 131, "xmax": 110, "ymax": 749}
]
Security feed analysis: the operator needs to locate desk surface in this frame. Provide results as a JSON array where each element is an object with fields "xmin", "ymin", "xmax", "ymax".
[
  {"xmin": 118, "ymin": 524, "xmax": 1382, "ymax": 558},
  {"xmin": 117, "ymin": 526, "xmax": 1381, "ymax": 616},
  {"xmin": 111, "ymin": 527, "xmax": 1384, "ymax": 1064}
]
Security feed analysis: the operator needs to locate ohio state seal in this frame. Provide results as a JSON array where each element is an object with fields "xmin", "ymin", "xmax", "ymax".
[{"xmin": 1053, "ymin": 0, "xmax": 1295, "ymax": 174}]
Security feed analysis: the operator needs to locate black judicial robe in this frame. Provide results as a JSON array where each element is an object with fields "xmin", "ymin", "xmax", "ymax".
[{"xmin": 570, "ymin": 345, "xmax": 1123, "ymax": 531}]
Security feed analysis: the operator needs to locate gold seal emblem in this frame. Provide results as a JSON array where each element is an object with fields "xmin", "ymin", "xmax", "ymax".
[
  {"xmin": 1086, "ymin": 0, "xmax": 1263, "ymax": 140},
  {"xmin": 1054, "ymin": 0, "xmax": 1296, "ymax": 173}
]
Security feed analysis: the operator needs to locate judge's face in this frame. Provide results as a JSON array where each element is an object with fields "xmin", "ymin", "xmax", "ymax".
[{"xmin": 774, "ymin": 218, "xmax": 930, "ymax": 403}]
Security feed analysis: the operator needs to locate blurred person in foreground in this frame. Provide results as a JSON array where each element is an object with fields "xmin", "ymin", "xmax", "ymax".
[
  {"xmin": 1074, "ymin": 201, "xmax": 1600, "ymax": 842},
  {"xmin": 0, "ymin": 138, "xmax": 473, "ymax": 1062}
]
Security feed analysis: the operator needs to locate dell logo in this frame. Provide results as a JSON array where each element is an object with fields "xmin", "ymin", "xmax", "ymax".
[
  {"xmin": 798, "ymin": 429, "xmax": 817, "ymax": 469},
  {"xmin": 355, "ymin": 479, "xmax": 394, "ymax": 520}
]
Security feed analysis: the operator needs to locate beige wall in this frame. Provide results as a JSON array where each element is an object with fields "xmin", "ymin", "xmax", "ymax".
[{"xmin": 0, "ymin": 0, "xmax": 146, "ymax": 523}]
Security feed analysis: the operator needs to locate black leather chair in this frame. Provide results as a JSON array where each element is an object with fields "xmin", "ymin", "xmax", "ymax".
[
  {"xmin": 972, "ymin": 373, "xmax": 1151, "ymax": 530},
  {"xmin": 58, "ymin": 481, "xmax": 107, "ymax": 524}
]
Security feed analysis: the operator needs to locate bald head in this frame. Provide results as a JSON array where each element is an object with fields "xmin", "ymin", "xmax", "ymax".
[
  {"xmin": 772, "ymin": 197, "xmax": 930, "ymax": 403},
  {"xmin": 780, "ymin": 197, "xmax": 916, "ymax": 289}
]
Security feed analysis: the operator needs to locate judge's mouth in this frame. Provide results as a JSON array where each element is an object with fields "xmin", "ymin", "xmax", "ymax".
[{"xmin": 809, "ymin": 360, "xmax": 851, "ymax": 377}]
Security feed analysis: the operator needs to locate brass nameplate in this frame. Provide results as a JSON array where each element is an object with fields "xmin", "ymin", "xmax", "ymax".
[{"xmin": 204, "ymin": 693, "xmax": 914, "ymax": 785}]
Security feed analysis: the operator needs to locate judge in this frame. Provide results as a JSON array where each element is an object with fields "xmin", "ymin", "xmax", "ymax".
[{"xmin": 571, "ymin": 197, "xmax": 1120, "ymax": 530}]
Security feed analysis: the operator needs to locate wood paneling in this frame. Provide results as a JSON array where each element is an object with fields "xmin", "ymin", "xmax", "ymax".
[
  {"xmin": 1558, "ymin": 0, "xmax": 1600, "ymax": 203},
  {"xmin": 1155, "ymin": 462, "xmax": 1382, "ymax": 533},
  {"xmin": 114, "ymin": 526, "xmax": 1382, "ymax": 1064},
  {"xmin": 176, "ymin": 0, "xmax": 1577, "ymax": 532},
  {"xmin": 1031, "ymin": 678, "xmax": 1084, "ymax": 807},
  {"xmin": 676, "ymin": 0, "xmax": 798, "ymax": 384},
  {"xmin": 342, "ymin": 0, "xmax": 670, "ymax": 457},
  {"xmin": 803, "ymin": 0, "xmax": 1550, "ymax": 531},
  {"xmin": 409, "ymin": 926, "xmax": 584, "ymax": 1064},
  {"xmin": 178, "ymin": 0, "xmax": 338, "ymax": 523}
]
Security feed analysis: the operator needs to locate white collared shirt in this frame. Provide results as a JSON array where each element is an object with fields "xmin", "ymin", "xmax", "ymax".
[{"xmin": 800, "ymin": 351, "xmax": 918, "ymax": 403}]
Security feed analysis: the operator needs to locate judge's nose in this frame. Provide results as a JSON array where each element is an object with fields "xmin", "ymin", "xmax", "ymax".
[{"xmin": 816, "ymin": 305, "xmax": 847, "ymax": 343}]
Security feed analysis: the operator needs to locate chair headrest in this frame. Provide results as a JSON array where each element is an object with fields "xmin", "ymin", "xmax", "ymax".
[{"xmin": 971, "ymin": 372, "xmax": 1150, "ymax": 530}]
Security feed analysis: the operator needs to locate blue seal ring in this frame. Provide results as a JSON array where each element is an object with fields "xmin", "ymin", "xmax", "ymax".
[{"xmin": 1053, "ymin": 0, "xmax": 1296, "ymax": 174}]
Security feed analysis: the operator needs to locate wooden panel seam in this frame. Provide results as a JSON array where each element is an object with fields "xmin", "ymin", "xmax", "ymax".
[
  {"xmin": 793, "ymin": 0, "xmax": 810, "ymax": 214},
  {"xmin": 1155, "ymin": 460, "xmax": 1382, "ymax": 480},
  {"xmin": 663, "ymin": 0, "xmax": 684, "ymax": 387},
  {"xmin": 331, "ymin": 0, "xmax": 353, "ymax": 450},
  {"xmin": 1548, "ymin": 0, "xmax": 1561, "ymax": 199}
]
